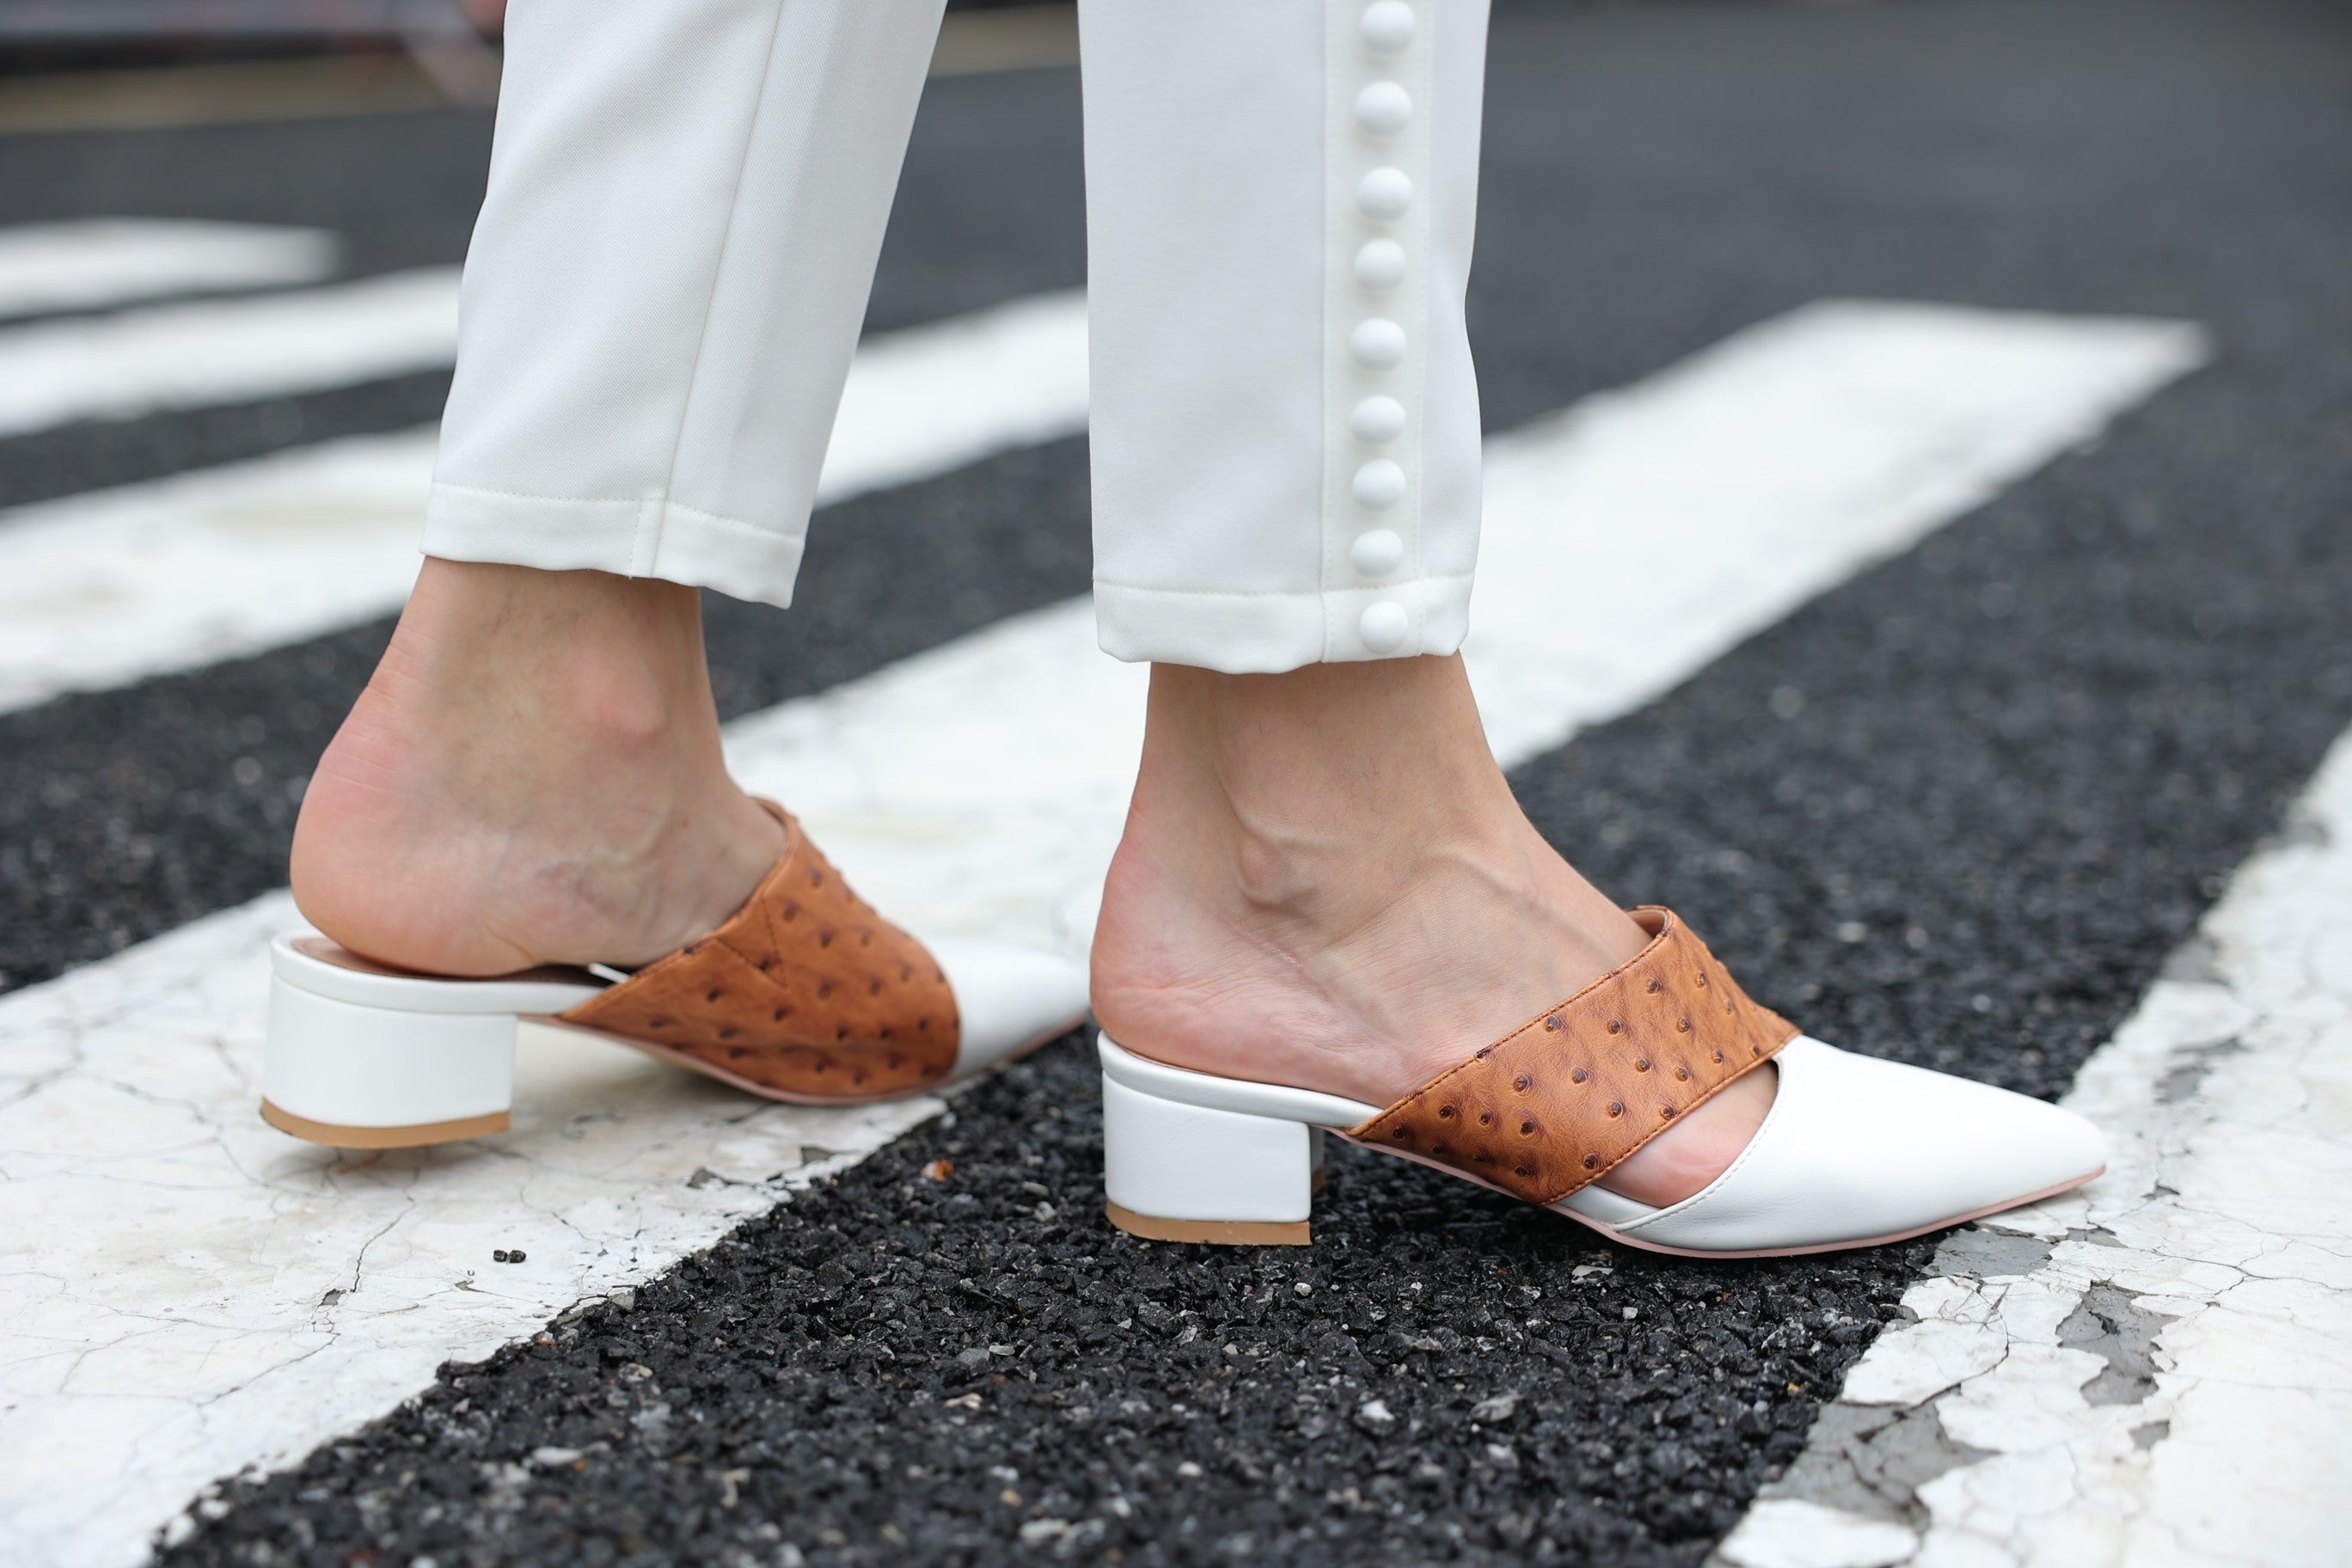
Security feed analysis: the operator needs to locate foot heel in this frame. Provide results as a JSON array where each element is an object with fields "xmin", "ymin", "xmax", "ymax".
[
  {"xmin": 262, "ymin": 976, "xmax": 518, "ymax": 1148},
  {"xmin": 1100, "ymin": 1071, "xmax": 1317, "ymax": 1246}
]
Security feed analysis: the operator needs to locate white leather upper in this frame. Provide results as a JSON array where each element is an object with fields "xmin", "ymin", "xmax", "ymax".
[
  {"xmin": 928, "ymin": 937, "xmax": 1090, "ymax": 1078},
  {"xmin": 270, "ymin": 934, "xmax": 604, "ymax": 1016},
  {"xmin": 1563, "ymin": 1036, "xmax": 2107, "ymax": 1252},
  {"xmin": 1099, "ymin": 1033, "xmax": 1385, "ymax": 1128}
]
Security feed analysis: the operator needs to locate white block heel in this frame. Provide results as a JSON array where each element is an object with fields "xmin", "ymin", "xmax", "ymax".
[
  {"xmin": 261, "ymin": 935, "xmax": 602, "ymax": 1149},
  {"xmin": 1098, "ymin": 1034, "xmax": 1382, "ymax": 1246}
]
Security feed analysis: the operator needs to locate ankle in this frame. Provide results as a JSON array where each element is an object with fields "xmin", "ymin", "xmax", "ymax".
[
  {"xmin": 377, "ymin": 558, "xmax": 709, "ymax": 737},
  {"xmin": 289, "ymin": 560, "xmax": 781, "ymax": 974},
  {"xmin": 1132, "ymin": 657, "xmax": 1508, "ymax": 893},
  {"xmin": 1091, "ymin": 656, "xmax": 1651, "ymax": 1102},
  {"xmin": 1118, "ymin": 657, "xmax": 1638, "ymax": 943},
  {"xmin": 299, "ymin": 560, "xmax": 732, "ymax": 837}
]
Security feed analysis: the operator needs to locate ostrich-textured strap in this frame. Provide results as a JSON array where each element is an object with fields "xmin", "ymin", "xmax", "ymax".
[
  {"xmin": 1350, "ymin": 908, "xmax": 1795, "ymax": 1204},
  {"xmin": 558, "ymin": 807, "xmax": 959, "ymax": 1097}
]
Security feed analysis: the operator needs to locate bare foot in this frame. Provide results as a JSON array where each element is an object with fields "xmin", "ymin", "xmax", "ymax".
[
  {"xmin": 1090, "ymin": 656, "xmax": 1775, "ymax": 1208},
  {"xmin": 289, "ymin": 559, "xmax": 784, "ymax": 977}
]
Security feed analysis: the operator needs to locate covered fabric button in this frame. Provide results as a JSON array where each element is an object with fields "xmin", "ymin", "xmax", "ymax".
[
  {"xmin": 1354, "ymin": 81, "xmax": 1412, "ymax": 136},
  {"xmin": 1350, "ymin": 317, "xmax": 1406, "ymax": 369},
  {"xmin": 1360, "ymin": 1, "xmax": 1416, "ymax": 55},
  {"xmin": 1353, "ymin": 238, "xmax": 1406, "ymax": 291},
  {"xmin": 1352, "ymin": 458, "xmax": 1406, "ymax": 511},
  {"xmin": 1357, "ymin": 167, "xmax": 1412, "ymax": 221},
  {"xmin": 1359, "ymin": 599, "xmax": 1411, "ymax": 653},
  {"xmin": 1351, "ymin": 394, "xmax": 1406, "ymax": 444},
  {"xmin": 1351, "ymin": 528, "xmax": 1406, "ymax": 578}
]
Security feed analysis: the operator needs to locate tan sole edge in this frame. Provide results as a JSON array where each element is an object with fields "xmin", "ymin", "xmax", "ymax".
[
  {"xmin": 1104, "ymin": 1201, "xmax": 1312, "ymax": 1247},
  {"xmin": 260, "ymin": 1099, "xmax": 511, "ymax": 1149}
]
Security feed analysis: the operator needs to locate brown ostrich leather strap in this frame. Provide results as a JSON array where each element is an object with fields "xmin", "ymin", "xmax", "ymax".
[
  {"xmin": 557, "ymin": 805, "xmax": 959, "ymax": 1098},
  {"xmin": 1350, "ymin": 908, "xmax": 1795, "ymax": 1204}
]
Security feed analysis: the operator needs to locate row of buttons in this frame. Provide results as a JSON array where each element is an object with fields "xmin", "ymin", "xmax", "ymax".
[{"xmin": 1348, "ymin": 0, "xmax": 1417, "ymax": 653}]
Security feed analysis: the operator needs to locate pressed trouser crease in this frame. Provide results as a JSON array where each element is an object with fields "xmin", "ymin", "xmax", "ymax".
[{"xmin": 424, "ymin": 0, "xmax": 1491, "ymax": 674}]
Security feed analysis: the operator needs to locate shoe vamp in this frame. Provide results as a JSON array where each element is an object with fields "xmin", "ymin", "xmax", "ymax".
[
  {"xmin": 1613, "ymin": 1037, "xmax": 2104, "ymax": 1253},
  {"xmin": 565, "ymin": 935, "xmax": 959, "ymax": 1096}
]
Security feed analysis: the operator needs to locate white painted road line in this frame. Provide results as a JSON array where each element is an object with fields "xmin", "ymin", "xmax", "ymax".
[
  {"xmin": 0, "ymin": 219, "xmax": 338, "ymax": 322},
  {"xmin": 0, "ymin": 303, "xmax": 2200, "ymax": 1568},
  {"xmin": 0, "ymin": 266, "xmax": 460, "ymax": 441},
  {"xmin": 1467, "ymin": 300, "xmax": 2212, "ymax": 765},
  {"xmin": 1718, "ymin": 726, "xmax": 2352, "ymax": 1568},
  {"xmin": 0, "ymin": 430, "xmax": 437, "ymax": 714},
  {"xmin": 0, "ymin": 289, "xmax": 1089, "ymax": 715}
]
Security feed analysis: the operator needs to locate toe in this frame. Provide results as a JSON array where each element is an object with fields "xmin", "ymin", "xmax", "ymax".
[
  {"xmin": 1607, "ymin": 1037, "xmax": 2107, "ymax": 1254},
  {"xmin": 923, "ymin": 936, "xmax": 1091, "ymax": 1078}
]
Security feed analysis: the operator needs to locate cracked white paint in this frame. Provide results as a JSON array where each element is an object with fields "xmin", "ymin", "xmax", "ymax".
[
  {"xmin": 1724, "ymin": 1499, "xmax": 1925, "ymax": 1568},
  {"xmin": 1835, "ymin": 1285, "xmax": 2007, "ymax": 1410},
  {"xmin": 0, "ymin": 891, "xmax": 941, "ymax": 1568},
  {"xmin": 1718, "ymin": 729, "xmax": 2352, "ymax": 1568},
  {"xmin": 0, "ymin": 303, "xmax": 2199, "ymax": 1567}
]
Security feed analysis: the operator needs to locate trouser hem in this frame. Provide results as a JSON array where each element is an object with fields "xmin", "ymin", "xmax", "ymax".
[
  {"xmin": 1093, "ymin": 573, "xmax": 1473, "ymax": 673},
  {"xmin": 421, "ymin": 481, "xmax": 805, "ymax": 609}
]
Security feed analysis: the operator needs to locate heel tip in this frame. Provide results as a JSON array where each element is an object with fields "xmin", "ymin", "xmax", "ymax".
[
  {"xmin": 260, "ymin": 1099, "xmax": 511, "ymax": 1149},
  {"xmin": 1105, "ymin": 1201, "xmax": 1311, "ymax": 1246}
]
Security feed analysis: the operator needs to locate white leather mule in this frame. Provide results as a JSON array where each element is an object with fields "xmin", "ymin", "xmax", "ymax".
[
  {"xmin": 1098, "ymin": 907, "xmax": 2104, "ymax": 1256},
  {"xmin": 262, "ymin": 808, "xmax": 1087, "ymax": 1148}
]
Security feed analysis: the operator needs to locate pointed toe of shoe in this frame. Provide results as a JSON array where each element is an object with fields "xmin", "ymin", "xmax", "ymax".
[
  {"xmin": 1603, "ymin": 1037, "xmax": 2106, "ymax": 1256},
  {"xmin": 924, "ymin": 936, "xmax": 1090, "ymax": 1079}
]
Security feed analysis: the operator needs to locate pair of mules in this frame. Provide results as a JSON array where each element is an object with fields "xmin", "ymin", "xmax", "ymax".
[{"xmin": 265, "ymin": 808, "xmax": 2103, "ymax": 1258}]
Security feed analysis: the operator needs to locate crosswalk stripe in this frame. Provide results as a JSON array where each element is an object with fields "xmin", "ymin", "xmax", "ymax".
[
  {"xmin": 0, "ymin": 288, "xmax": 1087, "ymax": 715},
  {"xmin": 1718, "ymin": 721, "xmax": 2352, "ymax": 1568},
  {"xmin": 0, "ymin": 266, "xmax": 460, "ymax": 442},
  {"xmin": 0, "ymin": 302, "xmax": 2202, "ymax": 1568},
  {"xmin": 0, "ymin": 219, "xmax": 338, "ymax": 322},
  {"xmin": 0, "ymin": 430, "xmax": 435, "ymax": 714}
]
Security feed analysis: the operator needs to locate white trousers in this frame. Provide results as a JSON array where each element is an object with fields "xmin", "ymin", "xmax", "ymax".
[{"xmin": 422, "ymin": 0, "xmax": 1491, "ymax": 673}]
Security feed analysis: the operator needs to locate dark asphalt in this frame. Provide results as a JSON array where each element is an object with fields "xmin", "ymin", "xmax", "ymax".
[
  {"xmin": 1, "ymin": 0, "xmax": 2347, "ymax": 1561},
  {"xmin": 157, "ymin": 1062, "xmax": 1928, "ymax": 1568}
]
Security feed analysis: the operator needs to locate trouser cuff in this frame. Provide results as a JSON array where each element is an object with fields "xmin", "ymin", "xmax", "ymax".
[
  {"xmin": 420, "ymin": 481, "xmax": 806, "ymax": 609},
  {"xmin": 1093, "ymin": 573, "xmax": 1473, "ymax": 674}
]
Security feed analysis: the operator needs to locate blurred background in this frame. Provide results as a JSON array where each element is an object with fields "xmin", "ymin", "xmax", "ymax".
[
  {"xmin": 0, "ymin": 0, "xmax": 1069, "ymax": 126},
  {"xmin": 3, "ymin": 3, "xmax": 2351, "ymax": 1565}
]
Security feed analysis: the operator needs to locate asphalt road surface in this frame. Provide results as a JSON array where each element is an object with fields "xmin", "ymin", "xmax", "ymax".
[{"xmin": 3, "ymin": 0, "xmax": 2349, "ymax": 1564}]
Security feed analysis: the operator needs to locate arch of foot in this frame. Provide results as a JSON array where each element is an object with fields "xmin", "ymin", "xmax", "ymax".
[{"xmin": 1329, "ymin": 0, "xmax": 1430, "ymax": 658}]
